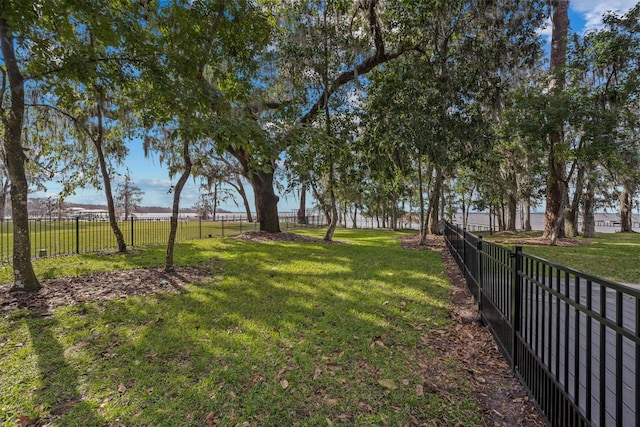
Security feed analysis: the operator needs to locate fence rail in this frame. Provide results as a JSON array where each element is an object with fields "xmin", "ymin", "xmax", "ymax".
[
  {"xmin": 0, "ymin": 215, "xmax": 327, "ymax": 263},
  {"xmin": 443, "ymin": 221, "xmax": 640, "ymax": 427}
]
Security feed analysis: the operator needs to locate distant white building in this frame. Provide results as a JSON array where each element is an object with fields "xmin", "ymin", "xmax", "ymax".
[{"xmin": 66, "ymin": 207, "xmax": 109, "ymax": 220}]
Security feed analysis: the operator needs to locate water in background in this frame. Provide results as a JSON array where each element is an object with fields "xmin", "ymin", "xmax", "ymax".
[
  {"xmin": 136, "ymin": 211, "xmax": 640, "ymax": 234},
  {"xmin": 451, "ymin": 212, "xmax": 640, "ymax": 234}
]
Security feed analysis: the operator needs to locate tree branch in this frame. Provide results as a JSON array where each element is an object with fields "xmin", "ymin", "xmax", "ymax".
[
  {"xmin": 299, "ymin": 44, "xmax": 418, "ymax": 124},
  {"xmin": 26, "ymin": 102, "xmax": 96, "ymax": 145},
  {"xmin": 25, "ymin": 55, "xmax": 151, "ymax": 80}
]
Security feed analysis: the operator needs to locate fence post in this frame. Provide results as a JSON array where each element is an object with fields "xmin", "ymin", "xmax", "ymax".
[
  {"xmin": 131, "ymin": 216, "xmax": 134, "ymax": 246},
  {"xmin": 221, "ymin": 218, "xmax": 224, "ymax": 237},
  {"xmin": 75, "ymin": 216, "xmax": 80, "ymax": 254},
  {"xmin": 511, "ymin": 245, "xmax": 523, "ymax": 368},
  {"xmin": 199, "ymin": 216, "xmax": 202, "ymax": 239},
  {"xmin": 477, "ymin": 236, "xmax": 483, "ymax": 312}
]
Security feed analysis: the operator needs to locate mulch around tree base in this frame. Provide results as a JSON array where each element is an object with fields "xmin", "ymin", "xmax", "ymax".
[
  {"xmin": 0, "ymin": 267, "xmax": 212, "ymax": 315},
  {"xmin": 402, "ymin": 234, "xmax": 547, "ymax": 426}
]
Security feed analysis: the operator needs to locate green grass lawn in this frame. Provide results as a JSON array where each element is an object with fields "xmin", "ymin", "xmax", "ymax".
[
  {"xmin": 0, "ymin": 229, "xmax": 482, "ymax": 426},
  {"xmin": 480, "ymin": 231, "xmax": 640, "ymax": 284},
  {"xmin": 0, "ymin": 218, "xmax": 262, "ymax": 262}
]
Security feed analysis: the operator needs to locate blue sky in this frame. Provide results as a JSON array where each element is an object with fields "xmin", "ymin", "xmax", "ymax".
[{"xmin": 34, "ymin": 1, "xmax": 638, "ymax": 212}]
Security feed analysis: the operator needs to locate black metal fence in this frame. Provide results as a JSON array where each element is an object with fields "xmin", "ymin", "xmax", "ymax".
[
  {"xmin": 443, "ymin": 221, "xmax": 640, "ymax": 427},
  {"xmin": 0, "ymin": 215, "xmax": 327, "ymax": 263}
]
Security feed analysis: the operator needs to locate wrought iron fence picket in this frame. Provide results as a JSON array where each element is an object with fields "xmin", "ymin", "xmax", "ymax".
[
  {"xmin": 443, "ymin": 220, "xmax": 639, "ymax": 427},
  {"xmin": 0, "ymin": 215, "xmax": 327, "ymax": 262}
]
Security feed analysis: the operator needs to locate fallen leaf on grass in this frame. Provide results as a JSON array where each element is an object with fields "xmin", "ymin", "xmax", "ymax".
[
  {"xmin": 205, "ymin": 411, "xmax": 220, "ymax": 426},
  {"xmin": 313, "ymin": 367, "xmax": 322, "ymax": 380},
  {"xmin": 370, "ymin": 340, "xmax": 386, "ymax": 349},
  {"xmin": 378, "ymin": 379, "xmax": 398, "ymax": 390},
  {"xmin": 416, "ymin": 384, "xmax": 424, "ymax": 397},
  {"xmin": 275, "ymin": 366, "xmax": 287, "ymax": 381},
  {"xmin": 280, "ymin": 379, "xmax": 289, "ymax": 389},
  {"xmin": 117, "ymin": 382, "xmax": 127, "ymax": 393},
  {"xmin": 15, "ymin": 415, "xmax": 31, "ymax": 426}
]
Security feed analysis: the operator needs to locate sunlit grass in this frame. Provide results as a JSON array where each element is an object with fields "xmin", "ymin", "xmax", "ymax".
[
  {"xmin": 0, "ymin": 229, "xmax": 481, "ymax": 426},
  {"xmin": 481, "ymin": 231, "xmax": 640, "ymax": 284}
]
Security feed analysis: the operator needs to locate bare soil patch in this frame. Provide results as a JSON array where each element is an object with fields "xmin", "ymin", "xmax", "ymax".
[
  {"xmin": 402, "ymin": 234, "xmax": 547, "ymax": 426},
  {"xmin": 0, "ymin": 267, "xmax": 211, "ymax": 315},
  {"xmin": 484, "ymin": 231, "xmax": 585, "ymax": 247},
  {"xmin": 234, "ymin": 231, "xmax": 345, "ymax": 244}
]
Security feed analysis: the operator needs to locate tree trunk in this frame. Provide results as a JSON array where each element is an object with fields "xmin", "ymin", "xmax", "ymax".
[
  {"xmin": 321, "ymin": 6, "xmax": 338, "ymax": 242},
  {"xmin": 507, "ymin": 187, "xmax": 517, "ymax": 231},
  {"xmin": 461, "ymin": 199, "xmax": 467, "ymax": 229},
  {"xmin": 323, "ymin": 182, "xmax": 338, "ymax": 241},
  {"xmin": 427, "ymin": 168, "xmax": 443, "ymax": 235},
  {"xmin": 230, "ymin": 175, "xmax": 253, "ymax": 222},
  {"xmin": 524, "ymin": 198, "xmax": 532, "ymax": 231},
  {"xmin": 310, "ymin": 182, "xmax": 331, "ymax": 224},
  {"xmin": 504, "ymin": 166, "xmax": 517, "ymax": 231},
  {"xmin": 228, "ymin": 146, "xmax": 280, "ymax": 233},
  {"xmin": 620, "ymin": 187, "xmax": 633, "ymax": 233},
  {"xmin": 583, "ymin": 177, "xmax": 596, "ymax": 238},
  {"xmin": 297, "ymin": 185, "xmax": 307, "ymax": 224},
  {"xmin": 390, "ymin": 198, "xmax": 398, "ymax": 231},
  {"xmin": 497, "ymin": 203, "xmax": 504, "ymax": 231},
  {"xmin": 549, "ymin": 179, "xmax": 567, "ymax": 246},
  {"xmin": 251, "ymin": 170, "xmax": 281, "ymax": 233},
  {"xmin": 95, "ymin": 143, "xmax": 127, "ymax": 252},
  {"xmin": 0, "ymin": 18, "xmax": 41, "ymax": 291},
  {"xmin": 418, "ymin": 156, "xmax": 427, "ymax": 244},
  {"xmin": 489, "ymin": 207, "xmax": 494, "ymax": 235},
  {"xmin": 165, "ymin": 140, "xmax": 192, "ymax": 272},
  {"xmin": 543, "ymin": 0, "xmax": 569, "ymax": 242},
  {"xmin": 565, "ymin": 164, "xmax": 585, "ymax": 237},
  {"xmin": 94, "ymin": 91, "xmax": 127, "ymax": 253},
  {"xmin": 545, "ymin": 160, "xmax": 567, "ymax": 242},
  {"xmin": 351, "ymin": 206, "xmax": 358, "ymax": 229}
]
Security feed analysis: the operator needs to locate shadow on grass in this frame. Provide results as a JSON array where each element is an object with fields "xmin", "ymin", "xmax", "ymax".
[
  {"xmin": 26, "ymin": 317, "xmax": 105, "ymax": 426},
  {"xmin": 1, "ymin": 230, "xmax": 477, "ymax": 425},
  {"xmin": 57, "ymin": 231, "xmax": 458, "ymax": 425}
]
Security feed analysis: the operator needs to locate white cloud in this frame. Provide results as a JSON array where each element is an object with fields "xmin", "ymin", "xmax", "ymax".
[
  {"xmin": 133, "ymin": 178, "xmax": 200, "ymax": 207},
  {"xmin": 537, "ymin": 16, "xmax": 553, "ymax": 42},
  {"xmin": 571, "ymin": 1, "xmax": 637, "ymax": 32}
]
